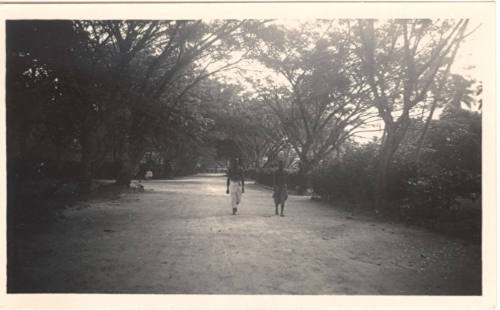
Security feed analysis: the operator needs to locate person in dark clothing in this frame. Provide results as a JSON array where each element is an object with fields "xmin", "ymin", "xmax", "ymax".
[
  {"xmin": 226, "ymin": 158, "xmax": 245, "ymax": 215},
  {"xmin": 273, "ymin": 160, "xmax": 288, "ymax": 216}
]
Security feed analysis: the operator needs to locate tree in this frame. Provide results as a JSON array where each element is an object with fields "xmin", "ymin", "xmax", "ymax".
[
  {"xmin": 216, "ymin": 97, "xmax": 288, "ymax": 169},
  {"xmin": 89, "ymin": 20, "xmax": 260, "ymax": 185},
  {"xmin": 414, "ymin": 73, "xmax": 479, "ymax": 163},
  {"xmin": 7, "ymin": 20, "xmax": 264, "ymax": 188},
  {"xmin": 251, "ymin": 21, "xmax": 375, "ymax": 191},
  {"xmin": 6, "ymin": 20, "xmax": 100, "ymax": 185},
  {"xmin": 423, "ymin": 107, "xmax": 481, "ymax": 195},
  {"xmin": 193, "ymin": 77, "xmax": 287, "ymax": 169},
  {"xmin": 354, "ymin": 19, "xmax": 471, "ymax": 209}
]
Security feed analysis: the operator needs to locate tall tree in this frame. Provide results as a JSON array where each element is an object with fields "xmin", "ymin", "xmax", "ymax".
[
  {"xmin": 252, "ymin": 21, "xmax": 375, "ymax": 190},
  {"xmin": 6, "ymin": 20, "xmax": 99, "ymax": 184},
  {"xmin": 90, "ymin": 20, "xmax": 259, "ymax": 185},
  {"xmin": 354, "ymin": 19, "xmax": 470, "ymax": 209}
]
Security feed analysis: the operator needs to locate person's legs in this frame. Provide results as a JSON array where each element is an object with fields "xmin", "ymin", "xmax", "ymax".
[
  {"xmin": 235, "ymin": 184, "xmax": 242, "ymax": 214},
  {"xmin": 230, "ymin": 182, "xmax": 237, "ymax": 215},
  {"xmin": 230, "ymin": 182, "xmax": 242, "ymax": 215},
  {"xmin": 280, "ymin": 202, "xmax": 285, "ymax": 216},
  {"xmin": 275, "ymin": 202, "xmax": 279, "ymax": 215},
  {"xmin": 236, "ymin": 184, "xmax": 242, "ymax": 205}
]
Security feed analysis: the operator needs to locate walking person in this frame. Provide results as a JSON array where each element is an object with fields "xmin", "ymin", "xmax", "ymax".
[
  {"xmin": 273, "ymin": 160, "xmax": 288, "ymax": 216},
  {"xmin": 226, "ymin": 158, "xmax": 245, "ymax": 215}
]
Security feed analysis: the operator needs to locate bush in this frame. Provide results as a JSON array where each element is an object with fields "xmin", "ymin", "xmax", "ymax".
[
  {"xmin": 403, "ymin": 108, "xmax": 481, "ymax": 212},
  {"xmin": 312, "ymin": 108, "xmax": 481, "ymax": 211},
  {"xmin": 8, "ymin": 157, "xmax": 83, "ymax": 182},
  {"xmin": 311, "ymin": 144, "xmax": 377, "ymax": 202},
  {"xmin": 246, "ymin": 168, "xmax": 302, "ymax": 191},
  {"xmin": 94, "ymin": 161, "xmax": 121, "ymax": 179},
  {"xmin": 245, "ymin": 168, "xmax": 257, "ymax": 180},
  {"xmin": 308, "ymin": 108, "xmax": 481, "ymax": 241}
]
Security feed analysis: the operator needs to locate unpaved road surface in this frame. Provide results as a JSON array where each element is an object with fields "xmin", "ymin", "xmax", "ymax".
[{"xmin": 8, "ymin": 174, "xmax": 481, "ymax": 294}]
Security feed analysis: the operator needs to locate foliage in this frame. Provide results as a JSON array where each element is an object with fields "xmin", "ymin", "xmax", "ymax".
[
  {"xmin": 406, "ymin": 108, "xmax": 481, "ymax": 210},
  {"xmin": 246, "ymin": 168, "xmax": 303, "ymax": 191},
  {"xmin": 353, "ymin": 19, "xmax": 471, "ymax": 208},
  {"xmin": 7, "ymin": 20, "xmax": 265, "ymax": 188},
  {"xmin": 250, "ymin": 21, "xmax": 376, "ymax": 177},
  {"xmin": 311, "ymin": 143, "xmax": 378, "ymax": 202},
  {"xmin": 311, "ymin": 107, "xmax": 481, "ymax": 239}
]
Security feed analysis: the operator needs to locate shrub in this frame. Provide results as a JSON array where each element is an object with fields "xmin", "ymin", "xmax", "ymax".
[
  {"xmin": 311, "ymin": 144, "xmax": 377, "ymax": 202},
  {"xmin": 246, "ymin": 168, "xmax": 302, "ymax": 191},
  {"xmin": 403, "ymin": 108, "xmax": 481, "ymax": 212},
  {"xmin": 8, "ymin": 157, "xmax": 83, "ymax": 182}
]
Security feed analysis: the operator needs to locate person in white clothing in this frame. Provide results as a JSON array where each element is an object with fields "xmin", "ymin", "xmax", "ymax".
[{"xmin": 226, "ymin": 158, "xmax": 245, "ymax": 215}]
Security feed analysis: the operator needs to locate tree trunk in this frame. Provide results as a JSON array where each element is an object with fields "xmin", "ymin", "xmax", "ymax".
[
  {"xmin": 254, "ymin": 147, "xmax": 261, "ymax": 169},
  {"xmin": 374, "ymin": 123, "xmax": 407, "ymax": 211},
  {"xmin": 297, "ymin": 160, "xmax": 312, "ymax": 195},
  {"xmin": 115, "ymin": 138, "xmax": 146, "ymax": 187},
  {"xmin": 115, "ymin": 141, "xmax": 134, "ymax": 187},
  {"xmin": 374, "ymin": 144, "xmax": 392, "ymax": 211},
  {"xmin": 254, "ymin": 158, "xmax": 261, "ymax": 169},
  {"xmin": 415, "ymin": 101, "xmax": 437, "ymax": 163},
  {"xmin": 415, "ymin": 21, "xmax": 467, "ymax": 164}
]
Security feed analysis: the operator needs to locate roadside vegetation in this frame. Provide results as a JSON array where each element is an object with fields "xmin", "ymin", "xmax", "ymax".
[{"xmin": 7, "ymin": 20, "xmax": 481, "ymax": 241}]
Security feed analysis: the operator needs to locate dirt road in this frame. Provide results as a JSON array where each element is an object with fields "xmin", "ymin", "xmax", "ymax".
[{"xmin": 8, "ymin": 174, "xmax": 481, "ymax": 294}]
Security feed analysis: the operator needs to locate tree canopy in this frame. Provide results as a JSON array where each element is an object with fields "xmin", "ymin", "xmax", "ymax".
[{"xmin": 7, "ymin": 19, "xmax": 481, "ymax": 209}]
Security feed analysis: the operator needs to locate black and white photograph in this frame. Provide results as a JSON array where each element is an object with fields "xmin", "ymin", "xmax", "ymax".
[{"xmin": 2, "ymin": 1, "xmax": 496, "ymax": 308}]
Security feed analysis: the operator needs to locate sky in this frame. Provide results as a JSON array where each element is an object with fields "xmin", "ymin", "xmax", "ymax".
[{"xmin": 452, "ymin": 20, "xmax": 485, "ymax": 81}]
